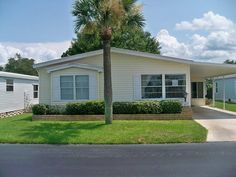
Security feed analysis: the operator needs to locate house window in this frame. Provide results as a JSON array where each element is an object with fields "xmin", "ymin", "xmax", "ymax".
[
  {"xmin": 141, "ymin": 75, "xmax": 162, "ymax": 99},
  {"xmin": 60, "ymin": 76, "xmax": 74, "ymax": 100},
  {"xmin": 191, "ymin": 82, "xmax": 204, "ymax": 98},
  {"xmin": 60, "ymin": 75, "xmax": 89, "ymax": 100},
  {"xmin": 215, "ymin": 82, "xmax": 218, "ymax": 93},
  {"xmin": 75, "ymin": 75, "xmax": 89, "ymax": 100},
  {"xmin": 33, "ymin": 85, "xmax": 39, "ymax": 98},
  {"xmin": 6, "ymin": 79, "xmax": 14, "ymax": 92},
  {"xmin": 165, "ymin": 74, "xmax": 186, "ymax": 98}
]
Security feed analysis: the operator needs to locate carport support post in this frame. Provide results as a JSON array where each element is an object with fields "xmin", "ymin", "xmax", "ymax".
[
  {"xmin": 212, "ymin": 79, "xmax": 215, "ymax": 107},
  {"xmin": 223, "ymin": 75, "xmax": 226, "ymax": 110}
]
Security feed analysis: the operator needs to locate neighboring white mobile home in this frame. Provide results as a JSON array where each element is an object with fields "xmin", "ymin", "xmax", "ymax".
[
  {"xmin": 0, "ymin": 71, "xmax": 39, "ymax": 113},
  {"xmin": 34, "ymin": 48, "xmax": 236, "ymax": 107}
]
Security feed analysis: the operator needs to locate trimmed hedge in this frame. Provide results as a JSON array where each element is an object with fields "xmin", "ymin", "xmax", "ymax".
[
  {"xmin": 32, "ymin": 104, "xmax": 66, "ymax": 115},
  {"xmin": 113, "ymin": 101, "xmax": 162, "ymax": 114},
  {"xmin": 32, "ymin": 104, "xmax": 47, "ymax": 115},
  {"xmin": 66, "ymin": 101, "xmax": 104, "ymax": 115},
  {"xmin": 32, "ymin": 100, "xmax": 182, "ymax": 115},
  {"xmin": 160, "ymin": 100, "xmax": 182, "ymax": 114}
]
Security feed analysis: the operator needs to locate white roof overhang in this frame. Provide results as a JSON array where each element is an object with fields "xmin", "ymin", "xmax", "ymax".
[
  {"xmin": 190, "ymin": 62, "xmax": 236, "ymax": 79},
  {"xmin": 46, "ymin": 63, "xmax": 103, "ymax": 73},
  {"xmin": 0, "ymin": 71, "xmax": 38, "ymax": 80},
  {"xmin": 33, "ymin": 47, "xmax": 236, "ymax": 79}
]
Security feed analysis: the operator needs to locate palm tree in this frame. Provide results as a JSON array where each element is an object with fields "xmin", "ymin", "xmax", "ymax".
[{"xmin": 73, "ymin": 0, "xmax": 145, "ymax": 124}]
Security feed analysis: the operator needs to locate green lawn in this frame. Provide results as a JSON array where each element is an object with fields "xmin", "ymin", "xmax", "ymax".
[
  {"xmin": 214, "ymin": 100, "xmax": 236, "ymax": 112},
  {"xmin": 0, "ymin": 114, "xmax": 207, "ymax": 144}
]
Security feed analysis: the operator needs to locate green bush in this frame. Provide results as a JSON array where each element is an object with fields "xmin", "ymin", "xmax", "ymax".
[
  {"xmin": 32, "ymin": 104, "xmax": 47, "ymax": 115},
  {"xmin": 113, "ymin": 101, "xmax": 162, "ymax": 114},
  {"xmin": 33, "ymin": 100, "xmax": 182, "ymax": 115},
  {"xmin": 160, "ymin": 100, "xmax": 182, "ymax": 113},
  {"xmin": 46, "ymin": 105, "xmax": 66, "ymax": 115},
  {"xmin": 65, "ymin": 101, "xmax": 104, "ymax": 115},
  {"xmin": 32, "ymin": 104, "xmax": 66, "ymax": 115}
]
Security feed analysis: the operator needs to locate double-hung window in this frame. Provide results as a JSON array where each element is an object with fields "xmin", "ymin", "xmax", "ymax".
[
  {"xmin": 60, "ymin": 76, "xmax": 74, "ymax": 100},
  {"xmin": 75, "ymin": 75, "xmax": 89, "ymax": 100},
  {"xmin": 60, "ymin": 75, "xmax": 89, "ymax": 100},
  {"xmin": 6, "ymin": 79, "xmax": 14, "ymax": 92},
  {"xmin": 165, "ymin": 74, "xmax": 186, "ymax": 98},
  {"xmin": 33, "ymin": 85, "xmax": 39, "ymax": 98},
  {"xmin": 141, "ymin": 75, "xmax": 162, "ymax": 99}
]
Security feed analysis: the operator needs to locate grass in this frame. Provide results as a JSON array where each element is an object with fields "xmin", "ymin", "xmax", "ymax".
[
  {"xmin": 213, "ymin": 100, "xmax": 236, "ymax": 112},
  {"xmin": 0, "ymin": 114, "xmax": 207, "ymax": 144}
]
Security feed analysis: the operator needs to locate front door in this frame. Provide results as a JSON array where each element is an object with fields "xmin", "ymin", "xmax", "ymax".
[{"xmin": 191, "ymin": 82, "xmax": 205, "ymax": 106}]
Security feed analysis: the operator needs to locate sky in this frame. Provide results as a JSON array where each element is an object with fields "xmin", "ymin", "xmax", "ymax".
[{"xmin": 0, "ymin": 0, "xmax": 236, "ymax": 65}]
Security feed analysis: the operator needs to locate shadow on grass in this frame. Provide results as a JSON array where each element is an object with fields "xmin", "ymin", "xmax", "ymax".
[
  {"xmin": 20, "ymin": 122, "xmax": 105, "ymax": 144},
  {"xmin": 11, "ymin": 114, "xmax": 33, "ymax": 122}
]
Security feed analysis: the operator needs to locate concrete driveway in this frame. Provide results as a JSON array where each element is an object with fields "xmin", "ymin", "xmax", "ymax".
[{"xmin": 193, "ymin": 106, "xmax": 236, "ymax": 142}]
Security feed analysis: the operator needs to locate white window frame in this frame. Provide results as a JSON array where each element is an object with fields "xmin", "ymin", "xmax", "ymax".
[
  {"xmin": 165, "ymin": 74, "xmax": 186, "ymax": 99},
  {"xmin": 75, "ymin": 75, "xmax": 89, "ymax": 100},
  {"xmin": 6, "ymin": 79, "xmax": 14, "ymax": 92},
  {"xmin": 141, "ymin": 74, "xmax": 163, "ymax": 99},
  {"xmin": 60, "ymin": 75, "xmax": 89, "ymax": 101},
  {"xmin": 33, "ymin": 84, "xmax": 39, "ymax": 99}
]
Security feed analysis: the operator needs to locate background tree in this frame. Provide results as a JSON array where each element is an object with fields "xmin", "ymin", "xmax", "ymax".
[
  {"xmin": 4, "ymin": 54, "xmax": 38, "ymax": 76},
  {"xmin": 62, "ymin": 28, "xmax": 160, "ymax": 57},
  {"xmin": 0, "ymin": 66, "xmax": 3, "ymax": 71},
  {"xmin": 224, "ymin": 59, "xmax": 236, "ymax": 64},
  {"xmin": 73, "ymin": 0, "xmax": 145, "ymax": 124}
]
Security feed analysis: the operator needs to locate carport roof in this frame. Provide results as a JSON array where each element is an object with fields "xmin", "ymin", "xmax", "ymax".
[{"xmin": 190, "ymin": 62, "xmax": 236, "ymax": 78}]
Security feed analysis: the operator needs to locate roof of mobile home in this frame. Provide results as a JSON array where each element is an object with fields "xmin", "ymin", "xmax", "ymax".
[
  {"xmin": 33, "ymin": 47, "xmax": 236, "ymax": 78},
  {"xmin": 0, "ymin": 71, "xmax": 39, "ymax": 80}
]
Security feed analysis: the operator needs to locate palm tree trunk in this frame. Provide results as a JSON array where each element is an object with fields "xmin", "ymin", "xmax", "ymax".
[{"xmin": 103, "ymin": 39, "xmax": 113, "ymax": 124}]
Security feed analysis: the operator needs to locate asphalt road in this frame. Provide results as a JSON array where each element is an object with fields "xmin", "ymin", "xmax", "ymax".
[{"xmin": 0, "ymin": 143, "xmax": 236, "ymax": 177}]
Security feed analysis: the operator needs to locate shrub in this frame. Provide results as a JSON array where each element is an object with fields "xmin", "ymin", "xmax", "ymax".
[
  {"xmin": 33, "ymin": 100, "xmax": 183, "ymax": 115},
  {"xmin": 65, "ymin": 101, "xmax": 104, "ymax": 115},
  {"xmin": 113, "ymin": 101, "xmax": 162, "ymax": 114},
  {"xmin": 46, "ymin": 105, "xmax": 66, "ymax": 115},
  {"xmin": 32, "ymin": 104, "xmax": 47, "ymax": 115},
  {"xmin": 160, "ymin": 100, "xmax": 182, "ymax": 113}
]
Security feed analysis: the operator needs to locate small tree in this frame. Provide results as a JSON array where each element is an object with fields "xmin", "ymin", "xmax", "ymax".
[
  {"xmin": 4, "ymin": 54, "xmax": 38, "ymax": 76},
  {"xmin": 224, "ymin": 59, "xmax": 236, "ymax": 64}
]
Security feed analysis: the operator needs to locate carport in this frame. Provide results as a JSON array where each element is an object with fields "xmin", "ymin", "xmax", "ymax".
[{"xmin": 189, "ymin": 61, "xmax": 236, "ymax": 107}]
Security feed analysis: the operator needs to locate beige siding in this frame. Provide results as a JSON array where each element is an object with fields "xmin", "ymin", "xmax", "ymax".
[
  {"xmin": 38, "ymin": 68, "xmax": 51, "ymax": 104},
  {"xmin": 74, "ymin": 53, "xmax": 191, "ymax": 104},
  {"xmin": 39, "ymin": 52, "xmax": 191, "ymax": 105}
]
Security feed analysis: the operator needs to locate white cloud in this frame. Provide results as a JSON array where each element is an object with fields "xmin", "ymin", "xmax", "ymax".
[
  {"xmin": 156, "ymin": 29, "xmax": 192, "ymax": 59},
  {"xmin": 0, "ymin": 41, "xmax": 71, "ymax": 65},
  {"xmin": 157, "ymin": 11, "xmax": 236, "ymax": 63},
  {"xmin": 176, "ymin": 11, "xmax": 235, "ymax": 31}
]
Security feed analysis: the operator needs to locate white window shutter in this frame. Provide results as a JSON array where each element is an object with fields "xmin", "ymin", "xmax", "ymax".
[
  {"xmin": 52, "ymin": 76, "xmax": 60, "ymax": 101},
  {"xmin": 89, "ymin": 74, "xmax": 97, "ymax": 100},
  {"xmin": 133, "ymin": 74, "xmax": 141, "ymax": 100}
]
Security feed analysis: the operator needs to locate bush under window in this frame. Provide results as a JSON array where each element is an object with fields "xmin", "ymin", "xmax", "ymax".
[{"xmin": 32, "ymin": 100, "xmax": 182, "ymax": 115}]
